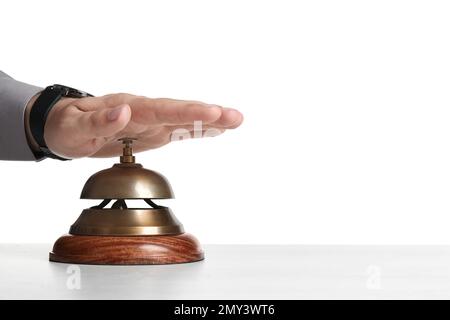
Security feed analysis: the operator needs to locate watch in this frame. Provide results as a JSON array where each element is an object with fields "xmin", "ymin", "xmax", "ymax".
[{"xmin": 29, "ymin": 84, "xmax": 93, "ymax": 160}]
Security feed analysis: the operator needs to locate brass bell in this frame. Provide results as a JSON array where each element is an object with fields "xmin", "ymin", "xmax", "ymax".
[{"xmin": 49, "ymin": 138, "xmax": 204, "ymax": 265}]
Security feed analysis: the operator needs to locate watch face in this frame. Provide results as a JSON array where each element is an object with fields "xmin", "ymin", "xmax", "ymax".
[
  {"xmin": 68, "ymin": 88, "xmax": 92, "ymax": 98},
  {"xmin": 53, "ymin": 84, "xmax": 93, "ymax": 98}
]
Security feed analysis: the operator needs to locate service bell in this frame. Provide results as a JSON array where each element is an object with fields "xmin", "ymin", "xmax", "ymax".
[{"xmin": 49, "ymin": 138, "xmax": 204, "ymax": 265}]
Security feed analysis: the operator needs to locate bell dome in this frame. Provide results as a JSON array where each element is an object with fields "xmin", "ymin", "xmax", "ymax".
[{"xmin": 80, "ymin": 163, "xmax": 174, "ymax": 200}]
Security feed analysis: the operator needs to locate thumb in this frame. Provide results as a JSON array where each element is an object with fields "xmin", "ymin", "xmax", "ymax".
[{"xmin": 79, "ymin": 104, "xmax": 131, "ymax": 138}]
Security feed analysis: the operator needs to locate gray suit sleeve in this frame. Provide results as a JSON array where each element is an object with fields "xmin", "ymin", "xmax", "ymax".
[{"xmin": 0, "ymin": 71, "xmax": 42, "ymax": 161}]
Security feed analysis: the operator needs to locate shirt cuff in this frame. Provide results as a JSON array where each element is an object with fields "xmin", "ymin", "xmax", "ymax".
[{"xmin": 0, "ymin": 73, "xmax": 43, "ymax": 161}]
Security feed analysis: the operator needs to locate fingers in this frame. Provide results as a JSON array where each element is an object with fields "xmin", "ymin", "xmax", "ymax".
[
  {"xmin": 132, "ymin": 97, "xmax": 244, "ymax": 129},
  {"xmin": 166, "ymin": 124, "xmax": 225, "ymax": 137},
  {"xmin": 78, "ymin": 104, "xmax": 131, "ymax": 138},
  {"xmin": 131, "ymin": 97, "xmax": 223, "ymax": 125},
  {"xmin": 143, "ymin": 126, "xmax": 225, "ymax": 148},
  {"xmin": 96, "ymin": 94, "xmax": 243, "ymax": 129}
]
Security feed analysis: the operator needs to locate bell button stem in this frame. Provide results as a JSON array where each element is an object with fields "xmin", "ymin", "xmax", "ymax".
[{"xmin": 119, "ymin": 138, "xmax": 136, "ymax": 163}]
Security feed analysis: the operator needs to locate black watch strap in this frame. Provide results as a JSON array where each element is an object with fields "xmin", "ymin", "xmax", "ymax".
[{"xmin": 29, "ymin": 84, "xmax": 93, "ymax": 160}]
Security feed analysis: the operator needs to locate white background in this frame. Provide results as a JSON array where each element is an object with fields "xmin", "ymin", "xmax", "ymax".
[{"xmin": 1, "ymin": 0, "xmax": 450, "ymax": 244}]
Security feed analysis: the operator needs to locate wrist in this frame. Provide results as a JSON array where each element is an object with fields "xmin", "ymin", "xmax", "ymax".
[{"xmin": 25, "ymin": 93, "xmax": 74, "ymax": 155}]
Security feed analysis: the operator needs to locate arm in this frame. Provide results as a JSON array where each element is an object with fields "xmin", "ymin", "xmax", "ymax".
[
  {"xmin": 0, "ymin": 71, "xmax": 42, "ymax": 160},
  {"xmin": 1, "ymin": 72, "xmax": 243, "ymax": 160}
]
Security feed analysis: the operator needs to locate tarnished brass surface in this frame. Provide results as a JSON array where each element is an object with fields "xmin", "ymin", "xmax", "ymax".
[
  {"xmin": 70, "ymin": 208, "xmax": 184, "ymax": 236},
  {"xmin": 80, "ymin": 163, "xmax": 174, "ymax": 199}
]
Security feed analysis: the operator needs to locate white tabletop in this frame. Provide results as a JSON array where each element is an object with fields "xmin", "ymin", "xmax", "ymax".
[{"xmin": 1, "ymin": 244, "xmax": 449, "ymax": 299}]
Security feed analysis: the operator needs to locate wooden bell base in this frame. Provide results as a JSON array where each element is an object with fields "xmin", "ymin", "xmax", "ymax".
[{"xmin": 49, "ymin": 233, "xmax": 204, "ymax": 265}]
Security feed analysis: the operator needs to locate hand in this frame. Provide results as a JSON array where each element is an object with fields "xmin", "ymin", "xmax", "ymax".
[{"xmin": 26, "ymin": 93, "xmax": 243, "ymax": 158}]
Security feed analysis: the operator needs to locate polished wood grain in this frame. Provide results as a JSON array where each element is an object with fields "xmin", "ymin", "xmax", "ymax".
[{"xmin": 49, "ymin": 233, "xmax": 204, "ymax": 265}]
